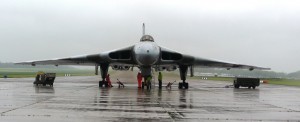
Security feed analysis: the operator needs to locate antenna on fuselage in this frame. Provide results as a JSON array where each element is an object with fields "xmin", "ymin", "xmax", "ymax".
[{"xmin": 142, "ymin": 23, "xmax": 145, "ymax": 36}]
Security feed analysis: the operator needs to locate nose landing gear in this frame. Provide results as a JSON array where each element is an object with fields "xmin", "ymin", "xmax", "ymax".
[{"xmin": 142, "ymin": 76, "xmax": 152, "ymax": 90}]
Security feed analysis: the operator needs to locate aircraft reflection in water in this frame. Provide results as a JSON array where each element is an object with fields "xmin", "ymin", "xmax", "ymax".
[
  {"xmin": 179, "ymin": 90, "xmax": 193, "ymax": 109},
  {"xmin": 94, "ymin": 88, "xmax": 194, "ymax": 110},
  {"xmin": 17, "ymin": 23, "xmax": 270, "ymax": 89},
  {"xmin": 94, "ymin": 88, "xmax": 110, "ymax": 106}
]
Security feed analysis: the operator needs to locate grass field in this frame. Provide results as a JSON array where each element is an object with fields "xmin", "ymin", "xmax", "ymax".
[
  {"xmin": 196, "ymin": 76, "xmax": 300, "ymax": 87},
  {"xmin": 0, "ymin": 68, "xmax": 95, "ymax": 78},
  {"xmin": 264, "ymin": 78, "xmax": 300, "ymax": 86}
]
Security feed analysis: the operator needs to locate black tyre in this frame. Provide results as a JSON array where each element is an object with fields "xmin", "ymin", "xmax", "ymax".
[
  {"xmin": 178, "ymin": 82, "xmax": 183, "ymax": 89},
  {"xmin": 184, "ymin": 82, "xmax": 189, "ymax": 89},
  {"xmin": 252, "ymin": 86, "xmax": 256, "ymax": 89},
  {"xmin": 248, "ymin": 86, "xmax": 251, "ymax": 89},
  {"xmin": 99, "ymin": 81, "xmax": 103, "ymax": 87}
]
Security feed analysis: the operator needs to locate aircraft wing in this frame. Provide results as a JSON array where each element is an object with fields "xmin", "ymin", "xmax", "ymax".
[
  {"xmin": 159, "ymin": 47, "xmax": 270, "ymax": 70},
  {"xmin": 16, "ymin": 45, "xmax": 269, "ymax": 70},
  {"xmin": 16, "ymin": 54, "xmax": 105, "ymax": 66},
  {"xmin": 16, "ymin": 46, "xmax": 136, "ymax": 66}
]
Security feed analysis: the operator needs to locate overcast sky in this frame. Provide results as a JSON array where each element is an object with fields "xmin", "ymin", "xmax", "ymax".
[{"xmin": 0, "ymin": 0, "xmax": 299, "ymax": 73}]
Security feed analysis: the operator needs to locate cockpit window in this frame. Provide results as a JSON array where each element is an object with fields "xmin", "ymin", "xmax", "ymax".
[{"xmin": 140, "ymin": 35, "xmax": 154, "ymax": 42}]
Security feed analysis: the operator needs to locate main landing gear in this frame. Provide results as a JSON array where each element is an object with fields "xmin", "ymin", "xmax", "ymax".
[
  {"xmin": 98, "ymin": 63, "xmax": 109, "ymax": 88},
  {"xmin": 178, "ymin": 65, "xmax": 189, "ymax": 89}
]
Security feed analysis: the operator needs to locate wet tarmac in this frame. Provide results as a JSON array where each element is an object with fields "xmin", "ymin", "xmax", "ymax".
[{"xmin": 1, "ymin": 76, "xmax": 300, "ymax": 121}]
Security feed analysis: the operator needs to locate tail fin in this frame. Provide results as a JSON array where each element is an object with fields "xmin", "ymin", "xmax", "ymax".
[
  {"xmin": 142, "ymin": 23, "xmax": 145, "ymax": 36},
  {"xmin": 140, "ymin": 23, "xmax": 154, "ymax": 42}
]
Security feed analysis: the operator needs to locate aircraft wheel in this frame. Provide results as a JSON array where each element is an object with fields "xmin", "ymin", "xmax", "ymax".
[
  {"xmin": 178, "ymin": 82, "xmax": 183, "ymax": 89},
  {"xmin": 184, "ymin": 82, "xmax": 189, "ymax": 89},
  {"xmin": 146, "ymin": 81, "xmax": 151, "ymax": 89},
  {"xmin": 99, "ymin": 81, "xmax": 103, "ymax": 87}
]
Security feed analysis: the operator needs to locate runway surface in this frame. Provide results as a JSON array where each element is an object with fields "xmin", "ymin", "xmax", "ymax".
[{"xmin": 1, "ymin": 75, "xmax": 300, "ymax": 121}]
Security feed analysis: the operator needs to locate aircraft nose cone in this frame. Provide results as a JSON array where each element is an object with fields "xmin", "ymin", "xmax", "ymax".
[{"xmin": 134, "ymin": 43, "xmax": 160, "ymax": 66}]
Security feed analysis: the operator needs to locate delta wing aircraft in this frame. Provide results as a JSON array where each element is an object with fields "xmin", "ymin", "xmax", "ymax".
[{"xmin": 17, "ymin": 24, "xmax": 270, "ymax": 89}]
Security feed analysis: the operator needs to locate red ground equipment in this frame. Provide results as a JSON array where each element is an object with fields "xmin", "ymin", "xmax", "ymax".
[
  {"xmin": 166, "ymin": 80, "xmax": 176, "ymax": 89},
  {"xmin": 117, "ymin": 79, "xmax": 125, "ymax": 88}
]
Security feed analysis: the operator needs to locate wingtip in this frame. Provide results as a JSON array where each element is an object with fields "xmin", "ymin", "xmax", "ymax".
[{"xmin": 258, "ymin": 67, "xmax": 271, "ymax": 70}]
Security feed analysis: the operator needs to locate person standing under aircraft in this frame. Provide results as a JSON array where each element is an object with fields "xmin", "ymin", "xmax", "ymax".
[
  {"xmin": 158, "ymin": 72, "xmax": 163, "ymax": 89},
  {"xmin": 137, "ymin": 72, "xmax": 142, "ymax": 88},
  {"xmin": 106, "ymin": 74, "xmax": 113, "ymax": 87}
]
